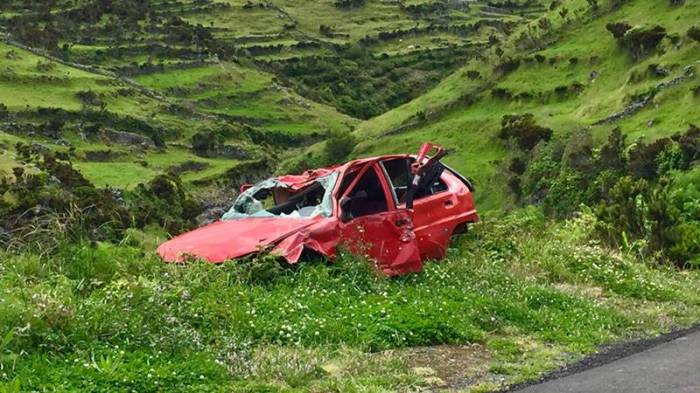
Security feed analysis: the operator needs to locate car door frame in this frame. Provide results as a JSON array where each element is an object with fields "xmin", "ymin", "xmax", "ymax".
[{"xmin": 335, "ymin": 161, "xmax": 423, "ymax": 275}]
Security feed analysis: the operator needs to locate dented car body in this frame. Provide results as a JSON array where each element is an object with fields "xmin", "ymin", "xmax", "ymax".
[{"xmin": 158, "ymin": 143, "xmax": 479, "ymax": 275}]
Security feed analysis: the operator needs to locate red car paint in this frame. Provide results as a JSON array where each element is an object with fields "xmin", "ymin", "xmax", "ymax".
[{"xmin": 158, "ymin": 143, "xmax": 479, "ymax": 276}]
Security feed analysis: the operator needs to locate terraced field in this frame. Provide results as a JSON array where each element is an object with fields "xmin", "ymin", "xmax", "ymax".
[{"xmin": 0, "ymin": 0, "xmax": 548, "ymax": 190}]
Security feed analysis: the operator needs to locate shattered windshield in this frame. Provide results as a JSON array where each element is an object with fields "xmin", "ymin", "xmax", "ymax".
[{"xmin": 222, "ymin": 172, "xmax": 339, "ymax": 220}]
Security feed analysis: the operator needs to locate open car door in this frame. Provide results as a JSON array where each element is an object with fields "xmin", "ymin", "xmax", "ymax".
[{"xmin": 338, "ymin": 163, "xmax": 423, "ymax": 276}]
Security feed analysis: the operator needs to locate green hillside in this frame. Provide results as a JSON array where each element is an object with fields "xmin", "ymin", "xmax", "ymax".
[
  {"xmin": 348, "ymin": 0, "xmax": 700, "ymax": 211},
  {"xmin": 1, "ymin": 0, "xmax": 700, "ymax": 392},
  {"xmin": 0, "ymin": 0, "xmax": 546, "ymax": 189}
]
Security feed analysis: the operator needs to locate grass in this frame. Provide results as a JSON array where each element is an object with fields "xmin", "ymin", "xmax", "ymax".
[
  {"xmin": 1, "ymin": 208, "xmax": 698, "ymax": 392},
  {"xmin": 133, "ymin": 61, "xmax": 356, "ymax": 136},
  {"xmin": 73, "ymin": 162, "xmax": 157, "ymax": 189}
]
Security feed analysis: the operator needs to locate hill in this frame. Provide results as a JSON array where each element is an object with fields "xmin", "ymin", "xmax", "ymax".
[{"xmin": 341, "ymin": 0, "xmax": 700, "ymax": 211}]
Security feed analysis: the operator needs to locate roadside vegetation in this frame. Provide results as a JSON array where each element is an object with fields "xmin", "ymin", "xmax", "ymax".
[{"xmin": 1, "ymin": 207, "xmax": 698, "ymax": 392}]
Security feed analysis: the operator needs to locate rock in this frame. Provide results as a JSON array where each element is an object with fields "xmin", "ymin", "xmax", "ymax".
[
  {"xmin": 196, "ymin": 207, "xmax": 227, "ymax": 225},
  {"xmin": 412, "ymin": 366, "xmax": 437, "ymax": 376},
  {"xmin": 218, "ymin": 145, "xmax": 249, "ymax": 160},
  {"xmin": 103, "ymin": 129, "xmax": 156, "ymax": 149},
  {"xmin": 320, "ymin": 362, "xmax": 342, "ymax": 376}
]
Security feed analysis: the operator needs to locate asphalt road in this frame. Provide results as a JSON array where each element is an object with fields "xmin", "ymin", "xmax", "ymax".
[{"xmin": 513, "ymin": 330, "xmax": 700, "ymax": 393}]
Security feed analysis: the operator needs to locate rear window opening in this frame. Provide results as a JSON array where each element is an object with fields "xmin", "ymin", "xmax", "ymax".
[
  {"xmin": 381, "ymin": 157, "xmax": 448, "ymax": 204},
  {"xmin": 222, "ymin": 172, "xmax": 338, "ymax": 220}
]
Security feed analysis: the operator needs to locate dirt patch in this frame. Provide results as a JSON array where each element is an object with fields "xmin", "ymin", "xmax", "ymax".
[{"xmin": 398, "ymin": 343, "xmax": 492, "ymax": 390}]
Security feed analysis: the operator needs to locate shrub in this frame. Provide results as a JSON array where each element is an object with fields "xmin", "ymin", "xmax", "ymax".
[
  {"xmin": 611, "ymin": 0, "xmax": 631, "ymax": 10},
  {"xmin": 191, "ymin": 131, "xmax": 224, "ymax": 157},
  {"xmin": 606, "ymin": 22, "xmax": 631, "ymax": 39},
  {"xmin": 75, "ymin": 90, "xmax": 102, "ymax": 107},
  {"xmin": 128, "ymin": 174, "xmax": 199, "ymax": 234},
  {"xmin": 619, "ymin": 25, "xmax": 667, "ymax": 59},
  {"xmin": 498, "ymin": 114, "xmax": 553, "ymax": 151},
  {"xmin": 672, "ymin": 125, "xmax": 700, "ymax": 164},
  {"xmin": 595, "ymin": 173, "xmax": 700, "ymax": 268},
  {"xmin": 0, "ymin": 150, "xmax": 199, "ymax": 251},
  {"xmin": 597, "ymin": 127, "xmax": 627, "ymax": 172},
  {"xmin": 627, "ymin": 138, "xmax": 671, "ymax": 179},
  {"xmin": 319, "ymin": 24, "xmax": 334, "ymax": 37},
  {"xmin": 324, "ymin": 131, "xmax": 357, "ymax": 164},
  {"xmin": 334, "ymin": 0, "xmax": 365, "ymax": 9},
  {"xmin": 688, "ymin": 26, "xmax": 700, "ymax": 42},
  {"xmin": 494, "ymin": 57, "xmax": 521, "ymax": 75},
  {"xmin": 562, "ymin": 130, "xmax": 594, "ymax": 173},
  {"xmin": 595, "ymin": 176, "xmax": 649, "ymax": 245},
  {"xmin": 543, "ymin": 169, "xmax": 588, "ymax": 218}
]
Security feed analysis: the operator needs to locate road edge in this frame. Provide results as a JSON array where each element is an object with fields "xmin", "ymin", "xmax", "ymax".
[{"xmin": 497, "ymin": 323, "xmax": 700, "ymax": 393}]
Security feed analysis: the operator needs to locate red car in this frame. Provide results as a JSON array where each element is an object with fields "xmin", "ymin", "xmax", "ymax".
[{"xmin": 158, "ymin": 143, "xmax": 479, "ymax": 275}]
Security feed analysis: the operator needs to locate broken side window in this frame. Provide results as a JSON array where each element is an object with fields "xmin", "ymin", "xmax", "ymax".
[
  {"xmin": 339, "ymin": 165, "xmax": 389, "ymax": 221},
  {"xmin": 222, "ymin": 172, "xmax": 339, "ymax": 220}
]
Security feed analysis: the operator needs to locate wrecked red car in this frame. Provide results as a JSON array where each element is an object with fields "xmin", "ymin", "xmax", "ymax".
[{"xmin": 158, "ymin": 143, "xmax": 479, "ymax": 275}]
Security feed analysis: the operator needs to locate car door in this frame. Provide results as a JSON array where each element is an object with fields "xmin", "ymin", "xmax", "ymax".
[
  {"xmin": 381, "ymin": 151, "xmax": 456, "ymax": 260},
  {"xmin": 337, "ymin": 163, "xmax": 423, "ymax": 276}
]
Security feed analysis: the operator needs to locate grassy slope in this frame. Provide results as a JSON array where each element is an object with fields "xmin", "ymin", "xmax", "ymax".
[
  {"xmin": 0, "ymin": 43, "xmax": 354, "ymax": 188},
  {"xmin": 133, "ymin": 61, "xmax": 357, "ymax": 135},
  {"xmin": 351, "ymin": 0, "xmax": 700, "ymax": 212}
]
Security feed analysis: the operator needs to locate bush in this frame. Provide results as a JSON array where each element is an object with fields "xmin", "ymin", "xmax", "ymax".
[
  {"xmin": 562, "ymin": 130, "xmax": 595, "ymax": 173},
  {"xmin": 498, "ymin": 114, "xmax": 553, "ymax": 151},
  {"xmin": 627, "ymin": 138, "xmax": 671, "ymax": 179},
  {"xmin": 606, "ymin": 22, "xmax": 631, "ymax": 39},
  {"xmin": 598, "ymin": 127, "xmax": 627, "ymax": 171},
  {"xmin": 128, "ymin": 174, "xmax": 200, "ymax": 234},
  {"xmin": 191, "ymin": 131, "xmax": 224, "ymax": 157},
  {"xmin": 494, "ymin": 57, "xmax": 521, "ymax": 75},
  {"xmin": 0, "ymin": 150, "xmax": 199, "ymax": 251},
  {"xmin": 619, "ymin": 25, "xmax": 667, "ymax": 59},
  {"xmin": 334, "ymin": 0, "xmax": 365, "ymax": 9},
  {"xmin": 543, "ymin": 170, "xmax": 588, "ymax": 218},
  {"xmin": 509, "ymin": 124, "xmax": 699, "ymax": 267},
  {"xmin": 324, "ymin": 131, "xmax": 357, "ymax": 164},
  {"xmin": 688, "ymin": 26, "xmax": 700, "ymax": 42},
  {"xmin": 595, "ymin": 173, "xmax": 700, "ymax": 268}
]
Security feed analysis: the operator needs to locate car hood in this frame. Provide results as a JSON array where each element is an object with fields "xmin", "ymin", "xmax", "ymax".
[{"xmin": 157, "ymin": 217, "xmax": 318, "ymax": 263}]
